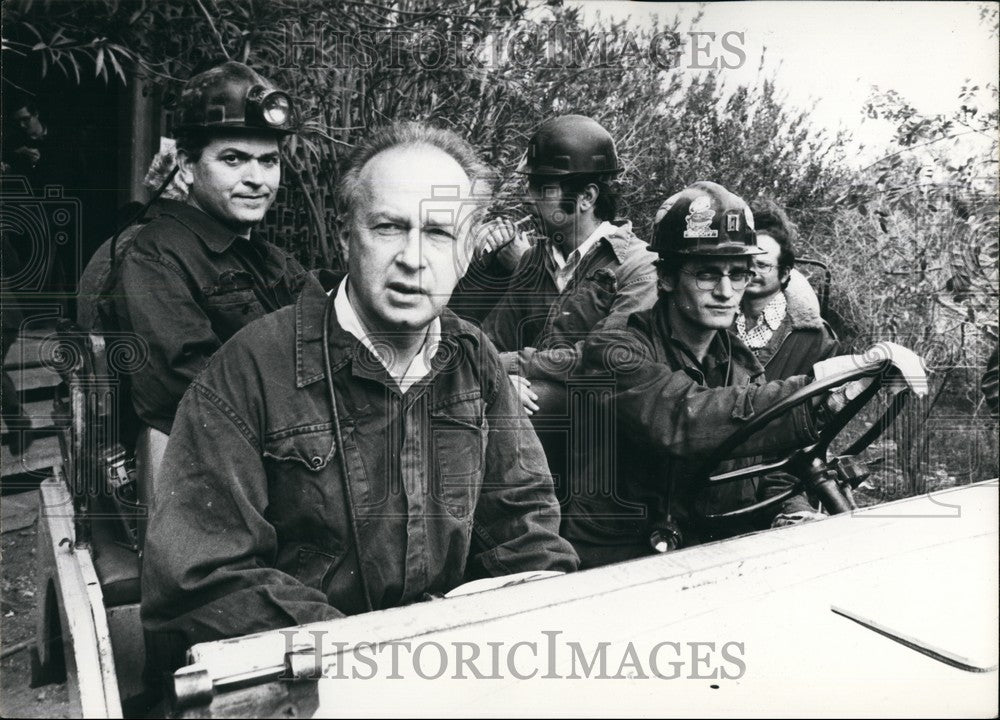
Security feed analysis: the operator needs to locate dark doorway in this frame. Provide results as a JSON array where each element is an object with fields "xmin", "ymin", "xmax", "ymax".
[{"xmin": 3, "ymin": 54, "xmax": 134, "ymax": 307}]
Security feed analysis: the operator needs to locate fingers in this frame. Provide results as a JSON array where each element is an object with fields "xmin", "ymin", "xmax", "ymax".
[
  {"xmin": 771, "ymin": 510, "xmax": 826, "ymax": 528},
  {"xmin": 496, "ymin": 228, "xmax": 532, "ymax": 271},
  {"xmin": 474, "ymin": 218, "xmax": 518, "ymax": 259},
  {"xmin": 522, "ymin": 385, "xmax": 540, "ymax": 414},
  {"xmin": 844, "ymin": 376, "xmax": 874, "ymax": 400},
  {"xmin": 507, "ymin": 374, "xmax": 540, "ymax": 415}
]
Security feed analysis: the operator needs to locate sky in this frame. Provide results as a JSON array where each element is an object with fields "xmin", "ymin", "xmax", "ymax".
[{"xmin": 569, "ymin": 1, "xmax": 999, "ymax": 167}]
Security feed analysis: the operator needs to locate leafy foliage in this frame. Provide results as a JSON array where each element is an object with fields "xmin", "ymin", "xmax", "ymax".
[
  {"xmin": 4, "ymin": 0, "xmax": 996, "ymax": 490},
  {"xmin": 2, "ymin": 0, "xmax": 852, "ymax": 266}
]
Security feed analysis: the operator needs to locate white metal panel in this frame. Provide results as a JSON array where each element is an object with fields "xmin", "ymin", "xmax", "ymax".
[
  {"xmin": 186, "ymin": 482, "xmax": 999, "ymax": 717},
  {"xmin": 39, "ymin": 478, "xmax": 124, "ymax": 718}
]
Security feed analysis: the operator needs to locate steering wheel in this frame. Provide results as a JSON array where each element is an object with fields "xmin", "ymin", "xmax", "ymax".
[{"xmin": 694, "ymin": 360, "xmax": 911, "ymax": 523}]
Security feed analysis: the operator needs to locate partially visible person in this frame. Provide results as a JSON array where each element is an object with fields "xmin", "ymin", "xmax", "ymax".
[
  {"xmin": 482, "ymin": 115, "xmax": 659, "ymax": 404},
  {"xmin": 77, "ymin": 139, "xmax": 190, "ymax": 331},
  {"xmin": 2, "ymin": 98, "xmax": 86, "ymax": 300},
  {"xmin": 3, "ymin": 98, "xmax": 84, "ymax": 191},
  {"xmin": 141, "ymin": 122, "xmax": 577, "ymax": 669},
  {"xmin": 735, "ymin": 199, "xmax": 839, "ymax": 380},
  {"xmin": 5, "ymin": 101, "xmax": 48, "ymax": 181},
  {"xmin": 475, "ymin": 116, "xmax": 658, "ymax": 494}
]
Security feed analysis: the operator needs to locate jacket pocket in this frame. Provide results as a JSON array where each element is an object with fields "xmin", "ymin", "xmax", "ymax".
[
  {"xmin": 202, "ymin": 270, "xmax": 266, "ymax": 338},
  {"xmin": 429, "ymin": 400, "xmax": 487, "ymax": 519},
  {"xmin": 263, "ymin": 425, "xmax": 339, "ymax": 471},
  {"xmin": 263, "ymin": 425, "xmax": 368, "ymax": 559},
  {"xmin": 293, "ymin": 544, "xmax": 347, "ymax": 594},
  {"xmin": 552, "ymin": 271, "xmax": 616, "ymax": 338}
]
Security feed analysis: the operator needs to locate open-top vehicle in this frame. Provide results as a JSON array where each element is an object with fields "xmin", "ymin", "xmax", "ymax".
[{"xmin": 28, "ymin": 312, "xmax": 999, "ymax": 718}]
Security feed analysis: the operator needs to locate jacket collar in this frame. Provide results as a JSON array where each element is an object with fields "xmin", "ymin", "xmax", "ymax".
[
  {"xmin": 156, "ymin": 199, "xmax": 253, "ymax": 254},
  {"xmin": 294, "ymin": 270, "xmax": 480, "ymax": 388},
  {"xmin": 599, "ymin": 220, "xmax": 637, "ymax": 264},
  {"xmin": 542, "ymin": 219, "xmax": 637, "ymax": 268},
  {"xmin": 783, "ymin": 275, "xmax": 826, "ymax": 330}
]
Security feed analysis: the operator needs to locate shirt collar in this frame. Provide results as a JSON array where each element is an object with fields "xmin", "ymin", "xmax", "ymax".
[
  {"xmin": 549, "ymin": 220, "xmax": 616, "ymax": 268},
  {"xmin": 156, "ymin": 199, "xmax": 251, "ymax": 254},
  {"xmin": 296, "ymin": 270, "xmax": 463, "ymax": 391},
  {"xmin": 603, "ymin": 220, "xmax": 635, "ymax": 263},
  {"xmin": 761, "ymin": 291, "xmax": 788, "ymax": 331},
  {"xmin": 333, "ymin": 277, "xmax": 441, "ymax": 392}
]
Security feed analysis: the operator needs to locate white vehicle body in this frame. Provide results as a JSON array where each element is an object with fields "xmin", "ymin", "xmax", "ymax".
[{"xmin": 36, "ymin": 477, "xmax": 998, "ymax": 718}]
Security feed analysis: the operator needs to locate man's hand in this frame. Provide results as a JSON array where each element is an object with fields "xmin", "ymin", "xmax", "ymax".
[
  {"xmin": 508, "ymin": 374, "xmax": 539, "ymax": 415},
  {"xmin": 13, "ymin": 146, "xmax": 41, "ymax": 165},
  {"xmin": 813, "ymin": 341, "xmax": 930, "ymax": 414},
  {"xmin": 771, "ymin": 510, "xmax": 826, "ymax": 528},
  {"xmin": 825, "ymin": 375, "xmax": 875, "ymax": 414},
  {"xmin": 474, "ymin": 217, "xmax": 532, "ymax": 271}
]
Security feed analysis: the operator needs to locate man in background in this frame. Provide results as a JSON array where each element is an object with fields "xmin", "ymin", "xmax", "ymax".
[
  {"xmin": 104, "ymin": 62, "xmax": 307, "ymax": 482},
  {"xmin": 735, "ymin": 199, "xmax": 839, "ymax": 379}
]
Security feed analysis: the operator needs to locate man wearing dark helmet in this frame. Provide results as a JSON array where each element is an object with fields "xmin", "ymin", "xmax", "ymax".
[
  {"xmin": 107, "ymin": 62, "xmax": 307, "ymax": 478},
  {"xmin": 478, "ymin": 115, "xmax": 658, "ymax": 497},
  {"xmin": 562, "ymin": 181, "xmax": 903, "ymax": 568}
]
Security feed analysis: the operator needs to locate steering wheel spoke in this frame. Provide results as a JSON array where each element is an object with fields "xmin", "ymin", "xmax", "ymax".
[
  {"xmin": 706, "ymin": 456, "xmax": 793, "ymax": 486},
  {"xmin": 701, "ymin": 486, "xmax": 799, "ymax": 521}
]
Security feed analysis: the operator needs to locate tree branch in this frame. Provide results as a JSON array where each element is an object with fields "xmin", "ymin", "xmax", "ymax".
[{"xmin": 193, "ymin": 0, "xmax": 229, "ymax": 59}]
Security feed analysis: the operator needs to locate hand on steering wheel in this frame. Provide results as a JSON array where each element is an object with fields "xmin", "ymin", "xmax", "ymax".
[{"xmin": 695, "ymin": 359, "xmax": 911, "ymax": 523}]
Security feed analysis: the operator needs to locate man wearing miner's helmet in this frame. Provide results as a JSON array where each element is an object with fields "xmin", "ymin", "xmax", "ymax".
[
  {"xmin": 561, "ymin": 181, "xmax": 925, "ymax": 569},
  {"xmin": 477, "ymin": 116, "xmax": 658, "ymax": 492},
  {"xmin": 108, "ymin": 62, "xmax": 307, "ymax": 464},
  {"xmin": 481, "ymin": 116, "xmax": 658, "ymax": 399}
]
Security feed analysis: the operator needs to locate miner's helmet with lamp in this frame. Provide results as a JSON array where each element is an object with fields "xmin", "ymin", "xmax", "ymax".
[
  {"xmin": 649, "ymin": 181, "xmax": 764, "ymax": 259},
  {"xmin": 173, "ymin": 61, "xmax": 295, "ymax": 135},
  {"xmin": 515, "ymin": 114, "xmax": 623, "ymax": 177}
]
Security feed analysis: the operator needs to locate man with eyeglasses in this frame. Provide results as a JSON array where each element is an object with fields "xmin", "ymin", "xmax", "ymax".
[
  {"xmin": 735, "ymin": 199, "xmax": 839, "ymax": 380},
  {"xmin": 561, "ymin": 182, "xmax": 867, "ymax": 568}
]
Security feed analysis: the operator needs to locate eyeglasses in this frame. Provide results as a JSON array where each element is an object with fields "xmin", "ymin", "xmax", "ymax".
[
  {"xmin": 751, "ymin": 260, "xmax": 777, "ymax": 273},
  {"xmin": 681, "ymin": 268, "xmax": 755, "ymax": 290}
]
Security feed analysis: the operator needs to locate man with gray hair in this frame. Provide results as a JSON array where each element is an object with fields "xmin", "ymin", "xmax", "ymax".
[{"xmin": 141, "ymin": 122, "xmax": 578, "ymax": 666}]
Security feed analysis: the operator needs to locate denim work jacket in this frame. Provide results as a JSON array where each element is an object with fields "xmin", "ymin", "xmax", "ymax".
[
  {"xmin": 111, "ymin": 199, "xmax": 307, "ymax": 433},
  {"xmin": 141, "ymin": 271, "xmax": 578, "ymax": 648},
  {"xmin": 750, "ymin": 284, "xmax": 840, "ymax": 382},
  {"xmin": 561, "ymin": 297, "xmax": 819, "ymax": 567},
  {"xmin": 482, "ymin": 221, "xmax": 658, "ymax": 383}
]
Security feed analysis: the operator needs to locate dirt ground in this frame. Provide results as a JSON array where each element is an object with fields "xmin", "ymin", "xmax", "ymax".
[{"xmin": 1, "ymin": 491, "xmax": 74, "ymax": 719}]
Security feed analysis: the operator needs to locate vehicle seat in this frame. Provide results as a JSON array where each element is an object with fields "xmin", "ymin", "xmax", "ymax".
[
  {"xmin": 51, "ymin": 321, "xmax": 149, "ymax": 607},
  {"xmin": 135, "ymin": 425, "xmax": 169, "ymax": 549}
]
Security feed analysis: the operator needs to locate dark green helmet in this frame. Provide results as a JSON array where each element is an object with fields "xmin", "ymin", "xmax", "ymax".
[
  {"xmin": 649, "ymin": 181, "xmax": 763, "ymax": 258},
  {"xmin": 516, "ymin": 115, "xmax": 622, "ymax": 176},
  {"xmin": 174, "ymin": 61, "xmax": 295, "ymax": 135}
]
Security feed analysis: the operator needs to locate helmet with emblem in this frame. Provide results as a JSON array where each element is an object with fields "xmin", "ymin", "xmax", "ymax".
[
  {"xmin": 649, "ymin": 181, "xmax": 763, "ymax": 257},
  {"xmin": 174, "ymin": 61, "xmax": 295, "ymax": 135},
  {"xmin": 515, "ymin": 115, "xmax": 622, "ymax": 176}
]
